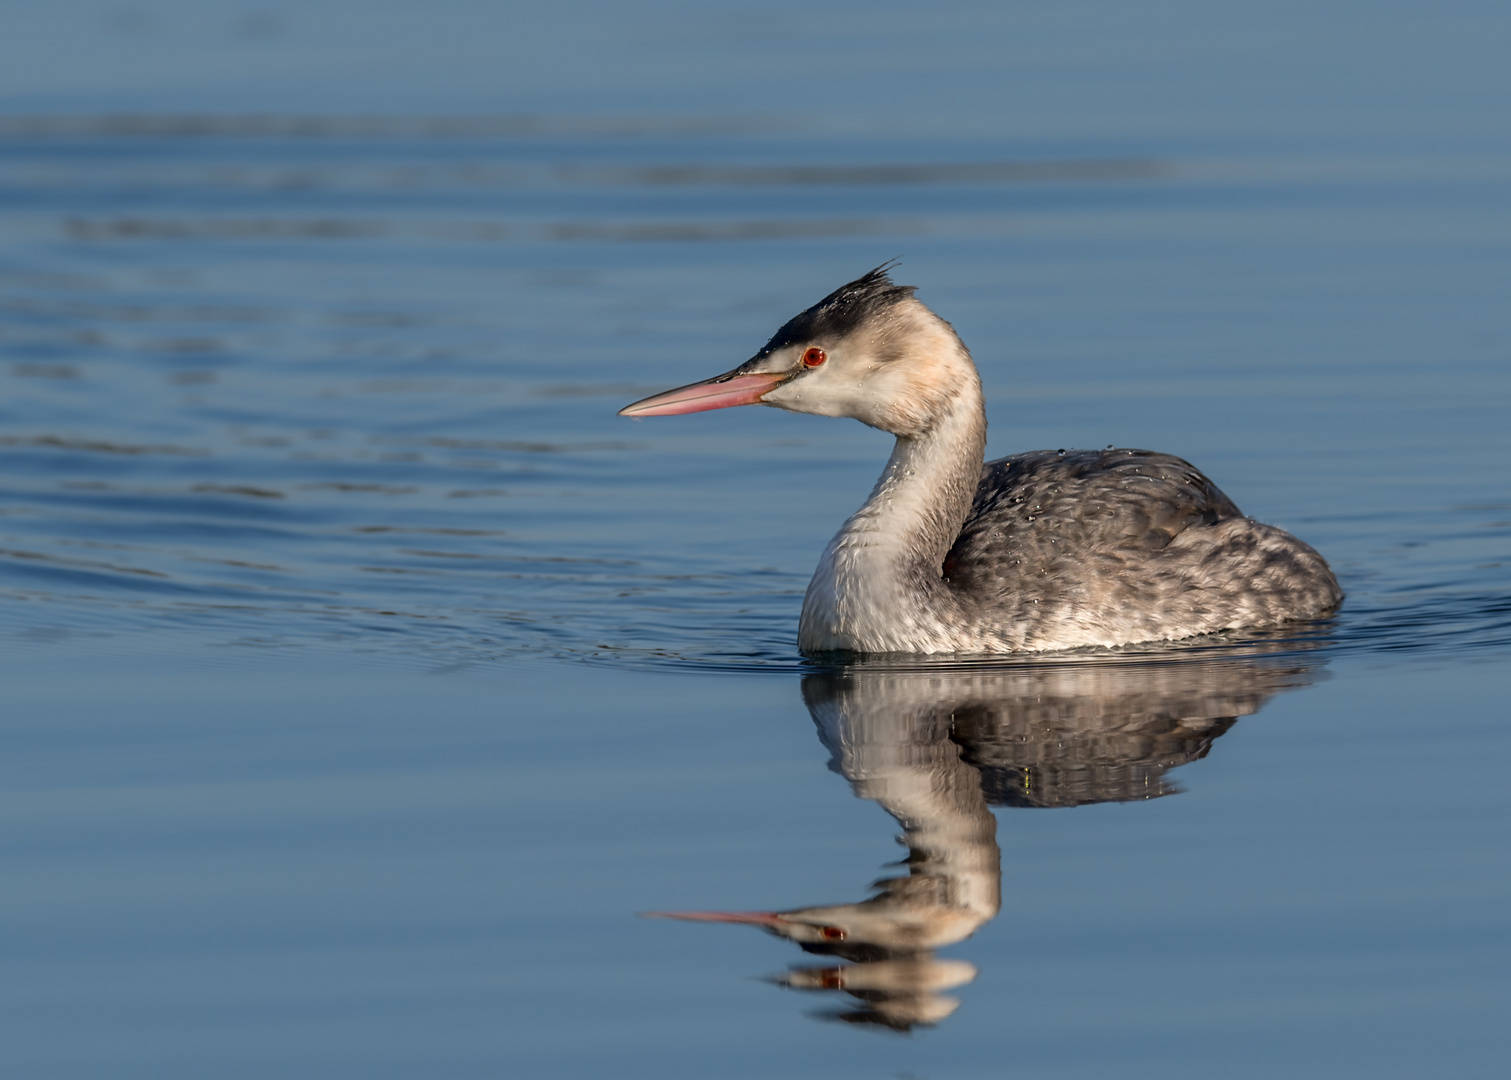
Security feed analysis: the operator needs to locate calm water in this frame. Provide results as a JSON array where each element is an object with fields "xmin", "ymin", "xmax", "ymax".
[{"xmin": 1, "ymin": 2, "xmax": 1509, "ymax": 1077}]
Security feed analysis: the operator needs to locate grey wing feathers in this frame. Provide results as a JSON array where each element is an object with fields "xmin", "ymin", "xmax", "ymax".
[
  {"xmin": 945, "ymin": 449, "xmax": 1241, "ymax": 574},
  {"xmin": 941, "ymin": 449, "xmax": 1341, "ymax": 647}
]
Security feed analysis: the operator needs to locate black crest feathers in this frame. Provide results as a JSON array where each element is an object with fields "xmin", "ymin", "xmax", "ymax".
[{"xmin": 758, "ymin": 262, "xmax": 917, "ymax": 356}]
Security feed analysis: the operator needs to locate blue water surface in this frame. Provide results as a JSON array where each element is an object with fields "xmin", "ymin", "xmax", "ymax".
[{"xmin": 0, "ymin": 2, "xmax": 1508, "ymax": 1077}]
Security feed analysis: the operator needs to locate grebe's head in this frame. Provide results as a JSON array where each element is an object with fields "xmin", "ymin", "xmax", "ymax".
[
  {"xmin": 644, "ymin": 896, "xmax": 987, "ymax": 957},
  {"xmin": 643, "ymin": 905, "xmax": 979, "ymax": 1030},
  {"xmin": 618, "ymin": 265, "xmax": 977, "ymax": 437}
]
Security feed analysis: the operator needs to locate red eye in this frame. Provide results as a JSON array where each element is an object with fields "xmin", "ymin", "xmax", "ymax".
[
  {"xmin": 802, "ymin": 347, "xmax": 827, "ymax": 368},
  {"xmin": 820, "ymin": 926, "xmax": 846, "ymax": 941}
]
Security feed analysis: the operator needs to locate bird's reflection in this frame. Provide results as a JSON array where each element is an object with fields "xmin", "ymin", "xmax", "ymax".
[{"xmin": 652, "ymin": 648, "xmax": 1322, "ymax": 1030}]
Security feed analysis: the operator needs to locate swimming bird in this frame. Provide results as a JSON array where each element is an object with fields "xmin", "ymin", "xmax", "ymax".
[{"xmin": 619, "ymin": 266, "xmax": 1342, "ymax": 654}]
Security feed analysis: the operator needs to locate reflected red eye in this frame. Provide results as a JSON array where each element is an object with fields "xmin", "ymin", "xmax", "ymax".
[
  {"xmin": 802, "ymin": 347, "xmax": 827, "ymax": 368},
  {"xmin": 820, "ymin": 925, "xmax": 846, "ymax": 941}
]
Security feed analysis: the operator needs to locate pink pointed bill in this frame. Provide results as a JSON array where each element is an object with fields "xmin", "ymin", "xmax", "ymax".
[
  {"xmin": 641, "ymin": 910, "xmax": 788, "ymax": 927},
  {"xmin": 618, "ymin": 372, "xmax": 789, "ymax": 417}
]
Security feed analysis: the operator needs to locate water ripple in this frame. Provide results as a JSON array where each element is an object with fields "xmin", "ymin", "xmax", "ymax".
[{"xmin": 0, "ymin": 118, "xmax": 1505, "ymax": 676}]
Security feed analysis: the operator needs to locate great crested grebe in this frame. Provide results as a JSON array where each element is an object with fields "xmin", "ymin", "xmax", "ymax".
[{"xmin": 619, "ymin": 266, "xmax": 1342, "ymax": 654}]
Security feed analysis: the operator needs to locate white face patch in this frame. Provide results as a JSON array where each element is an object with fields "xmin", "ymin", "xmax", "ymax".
[{"xmin": 759, "ymin": 302, "xmax": 976, "ymax": 436}]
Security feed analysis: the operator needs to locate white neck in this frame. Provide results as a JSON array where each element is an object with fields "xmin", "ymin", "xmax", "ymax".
[
  {"xmin": 799, "ymin": 361, "xmax": 986, "ymax": 654},
  {"xmin": 807, "ymin": 675, "xmax": 1002, "ymax": 944}
]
